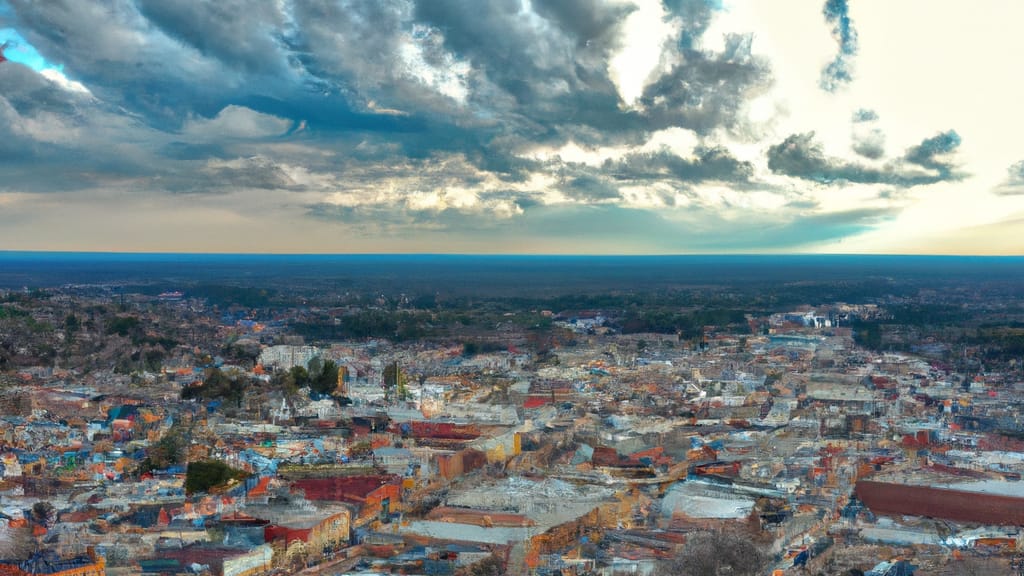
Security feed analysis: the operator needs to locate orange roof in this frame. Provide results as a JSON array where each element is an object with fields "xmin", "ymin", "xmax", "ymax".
[
  {"xmin": 248, "ymin": 476, "xmax": 271, "ymax": 497},
  {"xmin": 523, "ymin": 396, "xmax": 551, "ymax": 409}
]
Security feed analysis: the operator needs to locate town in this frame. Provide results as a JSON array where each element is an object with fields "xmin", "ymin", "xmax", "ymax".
[
  {"xmin": 5, "ymin": 0, "xmax": 1024, "ymax": 572},
  {"xmin": 0, "ymin": 257, "xmax": 1023, "ymax": 576}
]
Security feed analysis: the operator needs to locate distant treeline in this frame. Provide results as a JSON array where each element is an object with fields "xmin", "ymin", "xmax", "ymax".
[
  {"xmin": 965, "ymin": 328, "xmax": 1024, "ymax": 359},
  {"xmin": 853, "ymin": 303, "xmax": 1024, "ymax": 363},
  {"xmin": 292, "ymin": 310, "xmax": 433, "ymax": 342},
  {"xmin": 187, "ymin": 284, "xmax": 277, "ymax": 308},
  {"xmin": 142, "ymin": 278, "xmax": 930, "ymax": 312},
  {"xmin": 617, "ymin": 308, "xmax": 750, "ymax": 337},
  {"xmin": 289, "ymin": 304, "xmax": 749, "ymax": 344}
]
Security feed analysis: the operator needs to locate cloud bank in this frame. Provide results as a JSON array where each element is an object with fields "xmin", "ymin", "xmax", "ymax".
[{"xmin": 0, "ymin": 0, "xmax": 1012, "ymax": 254}]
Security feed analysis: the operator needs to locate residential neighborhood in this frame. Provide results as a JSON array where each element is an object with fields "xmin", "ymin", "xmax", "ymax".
[{"xmin": 1, "ymin": 264, "xmax": 1023, "ymax": 575}]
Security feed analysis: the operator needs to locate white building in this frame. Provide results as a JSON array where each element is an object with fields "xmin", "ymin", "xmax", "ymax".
[{"xmin": 258, "ymin": 345, "xmax": 322, "ymax": 370}]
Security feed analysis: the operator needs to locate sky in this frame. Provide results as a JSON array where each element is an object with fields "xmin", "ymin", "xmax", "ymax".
[{"xmin": 1, "ymin": 0, "xmax": 1023, "ymax": 255}]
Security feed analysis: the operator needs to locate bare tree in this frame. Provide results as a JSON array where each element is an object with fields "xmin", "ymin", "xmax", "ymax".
[
  {"xmin": 29, "ymin": 501, "xmax": 57, "ymax": 529},
  {"xmin": 657, "ymin": 531, "xmax": 768, "ymax": 576}
]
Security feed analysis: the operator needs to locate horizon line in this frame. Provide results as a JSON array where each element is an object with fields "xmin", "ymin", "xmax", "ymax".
[{"xmin": 1, "ymin": 249, "xmax": 1023, "ymax": 258}]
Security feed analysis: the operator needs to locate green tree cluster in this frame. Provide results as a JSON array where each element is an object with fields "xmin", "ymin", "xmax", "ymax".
[
  {"xmin": 273, "ymin": 358, "xmax": 340, "ymax": 396},
  {"xmin": 181, "ymin": 367, "xmax": 248, "ymax": 406},
  {"xmin": 139, "ymin": 424, "xmax": 187, "ymax": 473},
  {"xmin": 106, "ymin": 315, "xmax": 142, "ymax": 338},
  {"xmin": 184, "ymin": 460, "xmax": 248, "ymax": 495},
  {"xmin": 619, "ymin": 308, "xmax": 748, "ymax": 337}
]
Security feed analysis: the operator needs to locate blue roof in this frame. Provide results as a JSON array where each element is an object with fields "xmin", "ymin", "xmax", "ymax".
[
  {"xmin": 9, "ymin": 551, "xmax": 98, "ymax": 574},
  {"xmin": 138, "ymin": 559, "xmax": 182, "ymax": 573}
]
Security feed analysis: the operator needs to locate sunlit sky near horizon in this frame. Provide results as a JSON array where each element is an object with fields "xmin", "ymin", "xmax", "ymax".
[{"xmin": 2, "ymin": 0, "xmax": 1023, "ymax": 254}]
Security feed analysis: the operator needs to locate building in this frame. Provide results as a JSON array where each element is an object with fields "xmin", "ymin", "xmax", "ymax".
[
  {"xmin": 291, "ymin": 475, "xmax": 401, "ymax": 524},
  {"xmin": 257, "ymin": 346, "xmax": 322, "ymax": 370},
  {"xmin": 152, "ymin": 544, "xmax": 272, "ymax": 576},
  {"xmin": 855, "ymin": 480, "xmax": 1024, "ymax": 526},
  {"xmin": 241, "ymin": 500, "xmax": 351, "ymax": 567}
]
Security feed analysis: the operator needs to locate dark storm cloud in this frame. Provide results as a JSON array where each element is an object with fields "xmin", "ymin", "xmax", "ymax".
[
  {"xmin": 531, "ymin": 0, "xmax": 637, "ymax": 49},
  {"xmin": 234, "ymin": 94, "xmax": 427, "ymax": 135},
  {"xmin": 561, "ymin": 172, "xmax": 622, "ymax": 202},
  {"xmin": 289, "ymin": 0, "xmax": 437, "ymax": 102},
  {"xmin": 994, "ymin": 160, "xmax": 1024, "ymax": 195},
  {"xmin": 661, "ymin": 0, "xmax": 717, "ymax": 50},
  {"xmin": 196, "ymin": 157, "xmax": 300, "ymax": 192},
  {"xmin": 903, "ymin": 130, "xmax": 961, "ymax": 180},
  {"xmin": 820, "ymin": 0, "xmax": 858, "ymax": 92},
  {"xmin": 409, "ymin": 0, "xmax": 641, "ymax": 140},
  {"xmin": 0, "ymin": 53, "xmax": 317, "ymax": 197},
  {"xmin": 464, "ymin": 144, "xmax": 543, "ymax": 182},
  {"xmin": 639, "ymin": 33, "xmax": 769, "ymax": 135},
  {"xmin": 413, "ymin": 0, "xmax": 589, "ymax": 105},
  {"xmin": 605, "ymin": 147, "xmax": 754, "ymax": 184},
  {"xmin": 6, "ymin": 0, "xmax": 241, "ymax": 128},
  {"xmin": 135, "ymin": 0, "xmax": 290, "ymax": 75},
  {"xmin": 413, "ymin": 0, "xmax": 767, "ymax": 140},
  {"xmin": 768, "ymin": 131, "xmax": 964, "ymax": 186},
  {"xmin": 6, "ymin": 1, "xmax": 399, "ymax": 133},
  {"xmin": 767, "ymin": 133, "xmax": 840, "ymax": 182},
  {"xmin": 284, "ymin": 0, "xmax": 765, "ymax": 178},
  {"xmin": 3, "ymin": 0, "xmax": 922, "ymax": 253},
  {"xmin": 0, "ymin": 61, "xmax": 166, "ymax": 190},
  {"xmin": 0, "ymin": 60, "xmax": 79, "ymax": 117},
  {"xmin": 5, "ymin": 0, "xmax": 773, "ymax": 188}
]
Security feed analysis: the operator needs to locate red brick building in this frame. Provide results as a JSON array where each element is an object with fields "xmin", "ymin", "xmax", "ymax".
[{"xmin": 292, "ymin": 475, "xmax": 401, "ymax": 523}]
